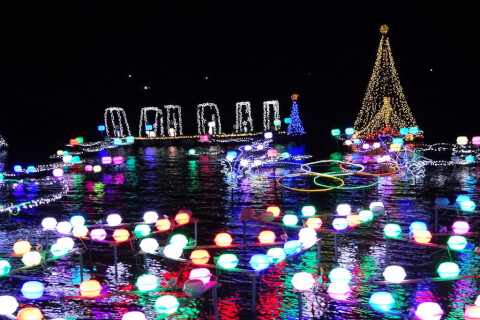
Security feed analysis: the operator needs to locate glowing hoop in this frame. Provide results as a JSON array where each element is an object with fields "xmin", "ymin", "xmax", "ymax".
[
  {"xmin": 313, "ymin": 171, "xmax": 380, "ymax": 190},
  {"xmin": 276, "ymin": 172, "xmax": 344, "ymax": 192}
]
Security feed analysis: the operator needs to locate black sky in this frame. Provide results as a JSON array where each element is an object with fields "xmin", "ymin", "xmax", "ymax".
[{"xmin": 0, "ymin": 4, "xmax": 478, "ymax": 162}]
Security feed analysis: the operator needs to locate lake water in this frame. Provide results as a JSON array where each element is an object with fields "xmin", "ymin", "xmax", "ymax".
[{"xmin": 1, "ymin": 142, "xmax": 480, "ymax": 319}]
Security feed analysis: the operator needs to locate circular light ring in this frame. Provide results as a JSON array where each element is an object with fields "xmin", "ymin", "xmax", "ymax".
[
  {"xmin": 313, "ymin": 171, "xmax": 380, "ymax": 190},
  {"xmin": 339, "ymin": 159, "xmax": 401, "ymax": 176},
  {"xmin": 301, "ymin": 160, "xmax": 365, "ymax": 177},
  {"xmin": 276, "ymin": 172, "xmax": 344, "ymax": 192},
  {"xmin": 256, "ymin": 162, "xmax": 312, "ymax": 179}
]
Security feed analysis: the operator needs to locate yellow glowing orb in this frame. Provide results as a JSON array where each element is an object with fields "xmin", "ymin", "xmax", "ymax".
[{"xmin": 380, "ymin": 24, "xmax": 389, "ymax": 35}]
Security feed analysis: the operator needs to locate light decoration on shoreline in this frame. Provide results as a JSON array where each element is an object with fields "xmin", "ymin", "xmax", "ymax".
[
  {"xmin": 235, "ymin": 101, "xmax": 254, "ymax": 133},
  {"xmin": 286, "ymin": 94, "xmax": 306, "ymax": 136},
  {"xmin": 104, "ymin": 107, "xmax": 131, "ymax": 137},
  {"xmin": 263, "ymin": 100, "xmax": 280, "ymax": 131},
  {"xmin": 164, "ymin": 105, "xmax": 183, "ymax": 136},
  {"xmin": 197, "ymin": 103, "xmax": 222, "ymax": 135},
  {"xmin": 139, "ymin": 106, "xmax": 164, "ymax": 137}
]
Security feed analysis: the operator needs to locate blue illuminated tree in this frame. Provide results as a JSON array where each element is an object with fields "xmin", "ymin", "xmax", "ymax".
[{"xmin": 287, "ymin": 93, "xmax": 306, "ymax": 136}]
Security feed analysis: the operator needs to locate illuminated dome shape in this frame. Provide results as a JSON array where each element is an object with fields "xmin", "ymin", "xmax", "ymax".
[
  {"xmin": 253, "ymin": 159, "xmax": 262, "ymax": 166},
  {"xmin": 188, "ymin": 148, "xmax": 196, "ymax": 155},
  {"xmin": 70, "ymin": 215, "xmax": 86, "ymax": 228},
  {"xmin": 258, "ymin": 230, "xmax": 276, "ymax": 244},
  {"xmin": 190, "ymin": 249, "xmax": 210, "ymax": 265},
  {"xmin": 90, "ymin": 228, "xmax": 107, "ymax": 241},
  {"xmin": 284, "ymin": 240, "xmax": 302, "ymax": 255},
  {"xmin": 457, "ymin": 136, "xmax": 468, "ymax": 145},
  {"xmin": 369, "ymin": 292, "xmax": 395, "ymax": 312},
  {"xmin": 327, "ymin": 283, "xmax": 351, "ymax": 300},
  {"xmin": 329, "ymin": 267, "xmax": 351, "ymax": 284},
  {"xmin": 136, "ymin": 274, "xmax": 159, "ymax": 292},
  {"xmin": 84, "ymin": 164, "xmax": 93, "ymax": 172},
  {"xmin": 106, "ymin": 214, "xmax": 122, "ymax": 226},
  {"xmin": 175, "ymin": 210, "xmax": 192, "ymax": 225},
  {"xmin": 383, "ymin": 223, "xmax": 402, "ymax": 238},
  {"xmin": 217, "ymin": 253, "xmax": 239, "ymax": 269},
  {"xmin": 473, "ymin": 136, "xmax": 480, "ymax": 146},
  {"xmin": 301, "ymin": 205, "xmax": 316, "ymax": 216},
  {"xmin": 306, "ymin": 217, "xmax": 323, "ymax": 230},
  {"xmin": 437, "ymin": 262, "xmax": 460, "ymax": 278},
  {"xmin": 16, "ymin": 307, "xmax": 43, "ymax": 320},
  {"xmin": 266, "ymin": 205, "xmax": 281, "ymax": 217},
  {"xmin": 56, "ymin": 221, "xmax": 73, "ymax": 234},
  {"xmin": 73, "ymin": 226, "xmax": 89, "ymax": 238},
  {"xmin": 358, "ymin": 210, "xmax": 374, "ymax": 223},
  {"xmin": 282, "ymin": 214, "xmax": 299, "ymax": 226},
  {"xmin": 93, "ymin": 165, "xmax": 102, "ymax": 173},
  {"xmin": 369, "ymin": 201, "xmax": 385, "ymax": 215},
  {"xmin": 139, "ymin": 238, "xmax": 159, "ymax": 254},
  {"xmin": 249, "ymin": 254, "xmax": 270, "ymax": 271},
  {"xmin": 183, "ymin": 279, "xmax": 205, "ymax": 298},
  {"xmin": 264, "ymin": 132, "xmax": 273, "ymax": 139},
  {"xmin": 189, "ymin": 267, "xmax": 212, "ymax": 284},
  {"xmin": 434, "ymin": 197, "xmax": 449, "ymax": 207},
  {"xmin": 336, "ymin": 204, "xmax": 351, "ymax": 216},
  {"xmin": 113, "ymin": 229, "xmax": 130, "ymax": 242},
  {"xmin": 466, "ymin": 155, "xmax": 475, "ymax": 164},
  {"xmin": 101, "ymin": 156, "xmax": 112, "ymax": 165},
  {"xmin": 346, "ymin": 214, "xmax": 361, "ymax": 227},
  {"xmin": 447, "ymin": 235, "xmax": 468, "ymax": 250},
  {"xmin": 298, "ymin": 227, "xmax": 317, "ymax": 248},
  {"xmin": 143, "ymin": 211, "xmax": 159, "ymax": 224},
  {"xmin": 41, "ymin": 217, "xmax": 57, "ymax": 230},
  {"xmin": 50, "ymin": 243, "xmax": 69, "ymax": 257},
  {"xmin": 21, "ymin": 281, "xmax": 44, "ymax": 299},
  {"xmin": 0, "ymin": 295, "xmax": 18, "ymax": 315},
  {"xmin": 0, "ymin": 260, "xmax": 12, "ymax": 276},
  {"xmin": 383, "ymin": 265, "xmax": 406, "ymax": 283},
  {"xmin": 79, "ymin": 280, "xmax": 102, "ymax": 297},
  {"xmin": 122, "ymin": 311, "xmax": 147, "ymax": 320},
  {"xmin": 465, "ymin": 305, "xmax": 480, "ymax": 320},
  {"xmin": 155, "ymin": 295, "xmax": 179, "ymax": 315},
  {"xmin": 291, "ymin": 272, "xmax": 315, "ymax": 292},
  {"xmin": 134, "ymin": 224, "xmax": 151, "ymax": 237},
  {"xmin": 155, "ymin": 219, "xmax": 172, "ymax": 232},
  {"xmin": 332, "ymin": 217, "xmax": 349, "ymax": 231},
  {"xmin": 409, "ymin": 221, "xmax": 427, "ymax": 233},
  {"xmin": 169, "ymin": 234, "xmax": 189, "ymax": 248},
  {"xmin": 13, "ymin": 241, "xmax": 31, "ymax": 255},
  {"xmin": 267, "ymin": 247, "xmax": 286, "ymax": 264},
  {"xmin": 113, "ymin": 156, "xmax": 124, "ymax": 165},
  {"xmin": 461, "ymin": 200, "xmax": 476, "ymax": 212},
  {"xmin": 163, "ymin": 244, "xmax": 183, "ymax": 259},
  {"xmin": 456, "ymin": 195, "xmax": 471, "ymax": 204},
  {"xmin": 413, "ymin": 230, "xmax": 432, "ymax": 244},
  {"xmin": 452, "ymin": 221, "xmax": 470, "ymax": 235},
  {"xmin": 214, "ymin": 233, "xmax": 233, "ymax": 247},
  {"xmin": 415, "ymin": 302, "xmax": 443, "ymax": 320},
  {"xmin": 22, "ymin": 251, "xmax": 42, "ymax": 267},
  {"xmin": 260, "ymin": 211, "xmax": 275, "ymax": 222}
]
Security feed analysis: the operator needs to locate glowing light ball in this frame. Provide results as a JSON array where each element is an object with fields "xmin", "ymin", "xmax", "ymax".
[
  {"xmin": 345, "ymin": 139, "xmax": 352, "ymax": 146},
  {"xmin": 73, "ymin": 226, "xmax": 89, "ymax": 238},
  {"xmin": 284, "ymin": 117, "xmax": 291, "ymax": 124},
  {"xmin": 62, "ymin": 150, "xmax": 69, "ymax": 156},
  {"xmin": 473, "ymin": 136, "xmax": 480, "ymax": 146},
  {"xmin": 101, "ymin": 156, "xmax": 112, "ymax": 165},
  {"xmin": 93, "ymin": 165, "xmax": 102, "ymax": 173},
  {"xmin": 267, "ymin": 247, "xmax": 286, "ymax": 263},
  {"xmin": 327, "ymin": 283, "xmax": 351, "ymax": 300},
  {"xmin": 369, "ymin": 201, "xmax": 385, "ymax": 214},
  {"xmin": 190, "ymin": 249, "xmax": 210, "ymax": 265},
  {"xmin": 437, "ymin": 262, "xmax": 460, "ymax": 278},
  {"xmin": 188, "ymin": 148, "xmax": 196, "ymax": 155},
  {"xmin": 457, "ymin": 136, "xmax": 468, "ymax": 145},
  {"xmin": 143, "ymin": 211, "xmax": 159, "ymax": 224},
  {"xmin": 266, "ymin": 205, "xmax": 281, "ymax": 217},
  {"xmin": 169, "ymin": 234, "xmax": 189, "ymax": 248},
  {"xmin": 41, "ymin": 217, "xmax": 57, "ymax": 230},
  {"xmin": 214, "ymin": 232, "xmax": 233, "ymax": 246},
  {"xmin": 51, "ymin": 168, "xmax": 64, "ymax": 178},
  {"xmin": 80, "ymin": 280, "xmax": 101, "ymax": 297},
  {"xmin": 253, "ymin": 159, "xmax": 263, "ymax": 166},
  {"xmin": 175, "ymin": 210, "xmax": 191, "ymax": 225},
  {"xmin": 373, "ymin": 142, "xmax": 381, "ymax": 148},
  {"xmin": 70, "ymin": 215, "xmax": 86, "ymax": 228},
  {"xmin": 239, "ymin": 159, "xmax": 249, "ymax": 166},
  {"xmin": 106, "ymin": 213, "xmax": 122, "ymax": 226},
  {"xmin": 0, "ymin": 295, "xmax": 18, "ymax": 315},
  {"xmin": 26, "ymin": 166, "xmax": 35, "ymax": 173},
  {"xmin": 369, "ymin": 292, "xmax": 395, "ymax": 312},
  {"xmin": 134, "ymin": 224, "xmax": 151, "ymax": 237},
  {"xmin": 390, "ymin": 144, "xmax": 401, "ymax": 152},
  {"xmin": 284, "ymin": 240, "xmax": 302, "ymax": 255},
  {"xmin": 383, "ymin": 265, "xmax": 406, "ymax": 283},
  {"xmin": 16, "ymin": 307, "xmax": 43, "ymax": 320},
  {"xmin": 215, "ymin": 253, "xmax": 239, "ymax": 271},
  {"xmin": 332, "ymin": 217, "xmax": 349, "ymax": 231},
  {"xmin": 56, "ymin": 150, "xmax": 63, "ymax": 156},
  {"xmin": 13, "ymin": 241, "xmax": 31, "ymax": 255},
  {"xmin": 90, "ymin": 228, "xmax": 107, "ymax": 241},
  {"xmin": 84, "ymin": 164, "xmax": 93, "ymax": 172},
  {"xmin": 283, "ymin": 214, "xmax": 299, "ymax": 226},
  {"xmin": 466, "ymin": 155, "xmax": 475, "ymax": 164},
  {"xmin": 113, "ymin": 138, "xmax": 122, "ymax": 145},
  {"xmin": 258, "ymin": 230, "xmax": 276, "ymax": 244},
  {"xmin": 346, "ymin": 214, "xmax": 361, "ymax": 227},
  {"xmin": 336, "ymin": 204, "xmax": 351, "ymax": 216},
  {"xmin": 329, "ymin": 267, "xmax": 351, "ymax": 284},
  {"xmin": 244, "ymin": 145, "xmax": 252, "ymax": 151},
  {"xmin": 154, "ymin": 295, "xmax": 179, "ymax": 315},
  {"xmin": 183, "ymin": 279, "xmax": 205, "ymax": 297},
  {"xmin": 136, "ymin": 274, "xmax": 159, "ymax": 292},
  {"xmin": 302, "ymin": 205, "xmax": 316, "ymax": 216},
  {"xmin": 362, "ymin": 143, "xmax": 370, "ymax": 150},
  {"xmin": 163, "ymin": 244, "xmax": 183, "ymax": 259},
  {"xmin": 155, "ymin": 219, "xmax": 171, "ymax": 232},
  {"xmin": 139, "ymin": 238, "xmax": 159, "ymax": 254},
  {"xmin": 298, "ymin": 227, "xmax": 317, "ymax": 248},
  {"xmin": 413, "ymin": 230, "xmax": 432, "ymax": 244},
  {"xmin": 113, "ymin": 229, "xmax": 130, "ymax": 242},
  {"xmin": 461, "ymin": 200, "xmax": 476, "ymax": 212},
  {"xmin": 13, "ymin": 165, "xmax": 23, "ymax": 172},
  {"xmin": 113, "ymin": 156, "xmax": 124, "ymax": 165},
  {"xmin": 199, "ymin": 134, "xmax": 210, "ymax": 142},
  {"xmin": 189, "ymin": 267, "xmax": 212, "ymax": 284},
  {"xmin": 400, "ymin": 127, "xmax": 409, "ymax": 135},
  {"xmin": 465, "ymin": 306, "xmax": 480, "ymax": 319},
  {"xmin": 306, "ymin": 217, "xmax": 323, "ymax": 230},
  {"xmin": 22, "ymin": 251, "xmax": 42, "ymax": 266},
  {"xmin": 267, "ymin": 149, "xmax": 278, "ymax": 158},
  {"xmin": 0, "ymin": 260, "xmax": 11, "ymax": 276},
  {"xmin": 226, "ymin": 151, "xmax": 237, "ymax": 161},
  {"xmin": 409, "ymin": 221, "xmax": 427, "ymax": 233},
  {"xmin": 331, "ymin": 129, "xmax": 341, "ymax": 136},
  {"xmin": 383, "ymin": 223, "xmax": 402, "ymax": 238},
  {"xmin": 358, "ymin": 210, "xmax": 374, "ymax": 222},
  {"xmin": 256, "ymin": 144, "xmax": 265, "ymax": 151},
  {"xmin": 281, "ymin": 152, "xmax": 290, "ymax": 159},
  {"xmin": 345, "ymin": 127, "xmax": 354, "ymax": 135},
  {"xmin": 392, "ymin": 138, "xmax": 403, "ymax": 145},
  {"xmin": 249, "ymin": 254, "xmax": 270, "ymax": 271},
  {"xmin": 264, "ymin": 132, "xmax": 273, "ymax": 139},
  {"xmin": 145, "ymin": 124, "xmax": 153, "ymax": 131},
  {"xmin": 21, "ymin": 281, "xmax": 44, "ymax": 299},
  {"xmin": 447, "ymin": 235, "xmax": 467, "ymax": 250},
  {"xmin": 260, "ymin": 211, "xmax": 275, "ymax": 222},
  {"xmin": 409, "ymin": 126, "xmax": 419, "ymax": 134},
  {"xmin": 435, "ymin": 197, "xmax": 449, "ymax": 207},
  {"xmin": 71, "ymin": 156, "xmax": 80, "ymax": 164},
  {"xmin": 452, "ymin": 221, "xmax": 470, "ymax": 234},
  {"xmin": 291, "ymin": 272, "xmax": 315, "ymax": 292},
  {"xmin": 69, "ymin": 139, "xmax": 78, "ymax": 146},
  {"xmin": 456, "ymin": 195, "xmax": 471, "ymax": 204},
  {"xmin": 122, "ymin": 311, "xmax": 147, "ymax": 320},
  {"xmin": 50, "ymin": 243, "xmax": 68, "ymax": 257},
  {"xmin": 415, "ymin": 302, "xmax": 443, "ymax": 320},
  {"xmin": 56, "ymin": 221, "xmax": 72, "ymax": 234}
]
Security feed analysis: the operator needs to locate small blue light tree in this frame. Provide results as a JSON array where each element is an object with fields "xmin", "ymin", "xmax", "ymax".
[{"xmin": 287, "ymin": 93, "xmax": 306, "ymax": 136}]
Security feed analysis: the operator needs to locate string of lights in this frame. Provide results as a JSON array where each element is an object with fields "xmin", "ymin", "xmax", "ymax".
[
  {"xmin": 104, "ymin": 107, "xmax": 131, "ymax": 137},
  {"xmin": 165, "ymin": 105, "xmax": 183, "ymax": 136},
  {"xmin": 287, "ymin": 94, "xmax": 306, "ymax": 136},
  {"xmin": 263, "ymin": 100, "xmax": 280, "ymax": 131},
  {"xmin": 197, "ymin": 103, "xmax": 222, "ymax": 135},
  {"xmin": 139, "ymin": 107, "xmax": 164, "ymax": 137},
  {"xmin": 235, "ymin": 101, "xmax": 254, "ymax": 133}
]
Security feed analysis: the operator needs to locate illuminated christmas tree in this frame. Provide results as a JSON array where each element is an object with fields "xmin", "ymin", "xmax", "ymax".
[
  {"xmin": 287, "ymin": 93, "xmax": 306, "ymax": 136},
  {"xmin": 354, "ymin": 25, "xmax": 417, "ymax": 139}
]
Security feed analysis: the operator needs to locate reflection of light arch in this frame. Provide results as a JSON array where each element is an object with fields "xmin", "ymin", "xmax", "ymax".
[
  {"xmin": 139, "ymin": 107, "xmax": 164, "ymax": 137},
  {"xmin": 165, "ymin": 105, "xmax": 183, "ymax": 136},
  {"xmin": 263, "ymin": 100, "xmax": 280, "ymax": 131},
  {"xmin": 197, "ymin": 103, "xmax": 222, "ymax": 135},
  {"xmin": 235, "ymin": 101, "xmax": 254, "ymax": 133},
  {"xmin": 104, "ymin": 107, "xmax": 131, "ymax": 137}
]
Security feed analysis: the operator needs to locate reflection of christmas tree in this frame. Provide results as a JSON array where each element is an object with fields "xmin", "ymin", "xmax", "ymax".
[
  {"xmin": 354, "ymin": 25, "xmax": 417, "ymax": 139},
  {"xmin": 287, "ymin": 94, "xmax": 306, "ymax": 136}
]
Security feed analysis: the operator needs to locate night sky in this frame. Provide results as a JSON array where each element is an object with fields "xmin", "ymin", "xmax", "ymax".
[{"xmin": 0, "ymin": 4, "xmax": 478, "ymax": 162}]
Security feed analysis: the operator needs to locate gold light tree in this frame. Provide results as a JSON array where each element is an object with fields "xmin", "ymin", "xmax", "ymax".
[{"xmin": 354, "ymin": 25, "xmax": 418, "ymax": 139}]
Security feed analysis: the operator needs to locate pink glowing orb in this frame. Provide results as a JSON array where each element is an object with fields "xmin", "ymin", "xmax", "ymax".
[
  {"xmin": 267, "ymin": 149, "xmax": 278, "ymax": 158},
  {"xmin": 452, "ymin": 221, "xmax": 470, "ymax": 235},
  {"xmin": 84, "ymin": 165, "xmax": 93, "ymax": 172},
  {"xmin": 199, "ymin": 134, "xmax": 210, "ymax": 142},
  {"xmin": 90, "ymin": 228, "xmax": 107, "ymax": 241},
  {"xmin": 113, "ymin": 156, "xmax": 124, "ymax": 165},
  {"xmin": 52, "ymin": 168, "xmax": 64, "ymax": 177},
  {"xmin": 101, "ymin": 156, "xmax": 112, "ymax": 165}
]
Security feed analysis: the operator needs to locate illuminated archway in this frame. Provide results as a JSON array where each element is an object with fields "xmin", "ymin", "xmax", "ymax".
[
  {"xmin": 139, "ymin": 107, "xmax": 164, "ymax": 137},
  {"xmin": 263, "ymin": 100, "xmax": 280, "ymax": 131},
  {"xmin": 165, "ymin": 105, "xmax": 183, "ymax": 137},
  {"xmin": 197, "ymin": 103, "xmax": 222, "ymax": 135},
  {"xmin": 104, "ymin": 107, "xmax": 131, "ymax": 137},
  {"xmin": 235, "ymin": 101, "xmax": 254, "ymax": 133}
]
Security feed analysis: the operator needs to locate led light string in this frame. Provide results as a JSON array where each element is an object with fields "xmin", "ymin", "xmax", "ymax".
[
  {"xmin": 196, "ymin": 103, "xmax": 222, "ymax": 135},
  {"xmin": 263, "ymin": 100, "xmax": 280, "ymax": 131},
  {"xmin": 139, "ymin": 106, "xmax": 165, "ymax": 137},
  {"xmin": 235, "ymin": 101, "xmax": 254, "ymax": 133},
  {"xmin": 286, "ymin": 94, "xmax": 306, "ymax": 136},
  {"xmin": 164, "ymin": 104, "xmax": 183, "ymax": 136},
  {"xmin": 104, "ymin": 107, "xmax": 132, "ymax": 137}
]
